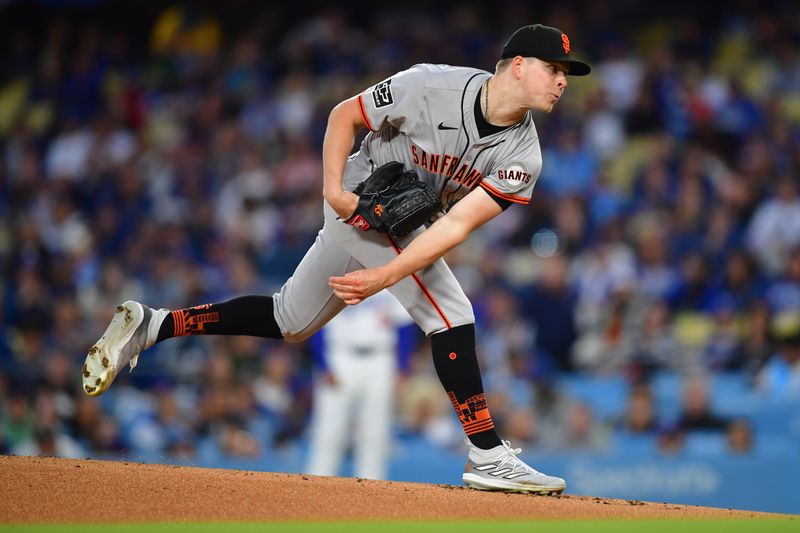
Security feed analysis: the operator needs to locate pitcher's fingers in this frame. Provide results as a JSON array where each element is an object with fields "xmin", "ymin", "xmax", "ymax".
[
  {"xmin": 333, "ymin": 285, "xmax": 359, "ymax": 300},
  {"xmin": 332, "ymin": 286, "xmax": 348, "ymax": 299},
  {"xmin": 328, "ymin": 278, "xmax": 363, "ymax": 293},
  {"xmin": 332, "ymin": 287, "xmax": 362, "ymax": 305},
  {"xmin": 329, "ymin": 276, "xmax": 357, "ymax": 289}
]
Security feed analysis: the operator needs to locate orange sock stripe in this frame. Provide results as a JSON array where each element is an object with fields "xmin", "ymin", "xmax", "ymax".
[
  {"xmin": 171, "ymin": 310, "xmax": 180, "ymax": 336},
  {"xmin": 463, "ymin": 416, "xmax": 494, "ymax": 429},
  {"xmin": 464, "ymin": 420, "xmax": 495, "ymax": 435},
  {"xmin": 465, "ymin": 425, "xmax": 495, "ymax": 437},
  {"xmin": 386, "ymin": 236, "xmax": 452, "ymax": 330},
  {"xmin": 171, "ymin": 310, "xmax": 186, "ymax": 337}
]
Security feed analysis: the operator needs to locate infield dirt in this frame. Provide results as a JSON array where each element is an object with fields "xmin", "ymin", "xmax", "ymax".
[{"xmin": 0, "ymin": 455, "xmax": 783, "ymax": 522}]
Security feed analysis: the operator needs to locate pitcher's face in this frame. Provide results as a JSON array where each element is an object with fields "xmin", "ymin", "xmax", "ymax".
[{"xmin": 520, "ymin": 58, "xmax": 569, "ymax": 113}]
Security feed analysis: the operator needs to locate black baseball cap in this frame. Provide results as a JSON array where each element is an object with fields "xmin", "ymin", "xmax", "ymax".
[{"xmin": 501, "ymin": 24, "xmax": 591, "ymax": 76}]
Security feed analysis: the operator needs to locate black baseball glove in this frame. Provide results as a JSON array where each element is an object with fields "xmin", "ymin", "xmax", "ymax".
[{"xmin": 343, "ymin": 161, "xmax": 443, "ymax": 239}]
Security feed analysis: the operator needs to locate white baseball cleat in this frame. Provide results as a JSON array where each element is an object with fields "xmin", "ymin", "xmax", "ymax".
[
  {"xmin": 82, "ymin": 300, "xmax": 168, "ymax": 396},
  {"xmin": 463, "ymin": 439, "xmax": 566, "ymax": 494}
]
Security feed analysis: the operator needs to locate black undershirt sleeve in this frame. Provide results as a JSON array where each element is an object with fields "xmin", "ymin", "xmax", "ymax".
[{"xmin": 487, "ymin": 194, "xmax": 513, "ymax": 210}]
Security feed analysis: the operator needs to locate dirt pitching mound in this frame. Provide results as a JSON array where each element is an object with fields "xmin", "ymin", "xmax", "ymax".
[{"xmin": 0, "ymin": 455, "xmax": 779, "ymax": 522}]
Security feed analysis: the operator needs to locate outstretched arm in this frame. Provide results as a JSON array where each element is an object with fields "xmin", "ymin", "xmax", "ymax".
[
  {"xmin": 329, "ymin": 187, "xmax": 503, "ymax": 304},
  {"xmin": 322, "ymin": 95, "xmax": 367, "ymax": 219}
]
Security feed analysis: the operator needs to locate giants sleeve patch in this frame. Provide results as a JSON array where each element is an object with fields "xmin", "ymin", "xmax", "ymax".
[
  {"xmin": 372, "ymin": 79, "xmax": 394, "ymax": 108},
  {"xmin": 497, "ymin": 165, "xmax": 532, "ymax": 184}
]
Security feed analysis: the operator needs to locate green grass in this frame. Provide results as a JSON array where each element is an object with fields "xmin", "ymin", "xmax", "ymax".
[{"xmin": 1, "ymin": 521, "xmax": 796, "ymax": 533}]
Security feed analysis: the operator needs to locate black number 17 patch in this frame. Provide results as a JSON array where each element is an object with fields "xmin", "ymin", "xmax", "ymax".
[{"xmin": 372, "ymin": 79, "xmax": 394, "ymax": 108}]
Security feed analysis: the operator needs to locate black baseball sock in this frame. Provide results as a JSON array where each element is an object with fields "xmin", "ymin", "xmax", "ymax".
[
  {"xmin": 156, "ymin": 295, "xmax": 284, "ymax": 341},
  {"xmin": 430, "ymin": 323, "xmax": 502, "ymax": 450}
]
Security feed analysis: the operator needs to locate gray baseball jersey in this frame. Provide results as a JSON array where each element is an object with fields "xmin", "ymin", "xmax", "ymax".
[{"xmin": 273, "ymin": 64, "xmax": 543, "ymax": 339}]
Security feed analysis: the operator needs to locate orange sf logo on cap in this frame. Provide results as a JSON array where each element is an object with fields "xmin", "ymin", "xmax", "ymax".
[
  {"xmin": 561, "ymin": 33, "xmax": 570, "ymax": 54},
  {"xmin": 374, "ymin": 204, "xmax": 383, "ymax": 217}
]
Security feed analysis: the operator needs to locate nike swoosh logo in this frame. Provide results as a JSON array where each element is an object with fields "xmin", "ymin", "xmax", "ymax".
[{"xmin": 438, "ymin": 122, "xmax": 458, "ymax": 131}]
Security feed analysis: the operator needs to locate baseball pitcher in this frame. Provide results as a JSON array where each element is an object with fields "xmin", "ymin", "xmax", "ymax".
[{"xmin": 83, "ymin": 24, "xmax": 590, "ymax": 493}]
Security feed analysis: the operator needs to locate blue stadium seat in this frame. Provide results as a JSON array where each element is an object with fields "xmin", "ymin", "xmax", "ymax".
[
  {"xmin": 650, "ymin": 372, "xmax": 683, "ymax": 420},
  {"xmin": 558, "ymin": 374, "xmax": 628, "ymax": 420},
  {"xmin": 752, "ymin": 432, "xmax": 797, "ymax": 457},
  {"xmin": 612, "ymin": 431, "xmax": 658, "ymax": 457},
  {"xmin": 751, "ymin": 402, "xmax": 800, "ymax": 434},
  {"xmin": 709, "ymin": 372, "xmax": 758, "ymax": 416},
  {"xmin": 684, "ymin": 431, "xmax": 726, "ymax": 457}
]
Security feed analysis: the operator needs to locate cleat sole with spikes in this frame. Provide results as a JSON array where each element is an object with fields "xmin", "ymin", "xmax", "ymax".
[{"xmin": 82, "ymin": 301, "xmax": 145, "ymax": 396}]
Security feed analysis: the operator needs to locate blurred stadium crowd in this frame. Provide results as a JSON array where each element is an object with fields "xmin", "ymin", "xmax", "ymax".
[{"xmin": 1, "ymin": 1, "xmax": 799, "ymax": 465}]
